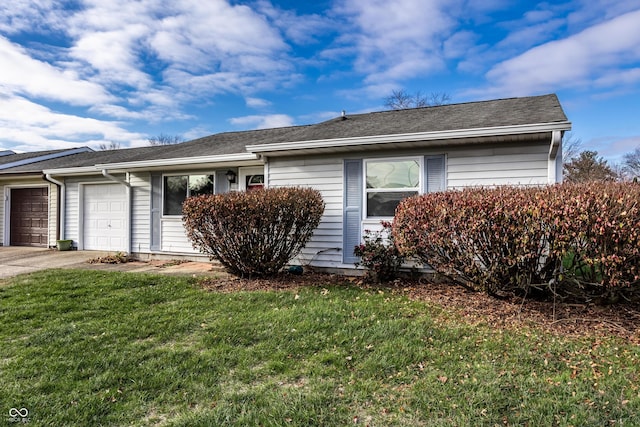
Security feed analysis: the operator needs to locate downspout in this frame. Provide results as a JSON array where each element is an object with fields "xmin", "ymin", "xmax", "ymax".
[
  {"xmin": 102, "ymin": 169, "xmax": 132, "ymax": 254},
  {"xmin": 44, "ymin": 173, "xmax": 65, "ymax": 242},
  {"xmin": 548, "ymin": 130, "xmax": 562, "ymax": 184}
]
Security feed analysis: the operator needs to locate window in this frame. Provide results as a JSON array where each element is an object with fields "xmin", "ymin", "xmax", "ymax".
[
  {"xmin": 246, "ymin": 174, "xmax": 264, "ymax": 191},
  {"xmin": 163, "ymin": 174, "xmax": 214, "ymax": 215},
  {"xmin": 365, "ymin": 158, "xmax": 420, "ymax": 217}
]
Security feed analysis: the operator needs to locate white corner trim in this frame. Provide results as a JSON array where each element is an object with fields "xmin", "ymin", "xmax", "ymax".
[{"xmin": 246, "ymin": 122, "xmax": 573, "ymax": 154}]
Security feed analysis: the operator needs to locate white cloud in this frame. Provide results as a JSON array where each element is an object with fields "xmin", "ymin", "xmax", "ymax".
[
  {"xmin": 69, "ymin": 25, "xmax": 152, "ymax": 88},
  {"xmin": 0, "ymin": 0, "xmax": 62, "ymax": 34},
  {"xmin": 0, "ymin": 0, "xmax": 313, "ymax": 149},
  {"xmin": 150, "ymin": 0, "xmax": 288, "ymax": 71},
  {"xmin": 330, "ymin": 0, "xmax": 461, "ymax": 94},
  {"xmin": 246, "ymin": 97, "xmax": 271, "ymax": 108},
  {"xmin": 588, "ymin": 135, "xmax": 640, "ymax": 163},
  {"xmin": 0, "ymin": 36, "xmax": 113, "ymax": 105},
  {"xmin": 482, "ymin": 9, "xmax": 640, "ymax": 96},
  {"xmin": 229, "ymin": 114, "xmax": 295, "ymax": 129},
  {"xmin": 254, "ymin": 0, "xmax": 335, "ymax": 45},
  {"xmin": 0, "ymin": 95, "xmax": 143, "ymax": 151}
]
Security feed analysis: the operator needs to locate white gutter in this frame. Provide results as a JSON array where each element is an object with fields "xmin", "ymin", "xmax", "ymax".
[
  {"xmin": 548, "ymin": 130, "xmax": 563, "ymax": 184},
  {"xmin": 548, "ymin": 130, "xmax": 562, "ymax": 159},
  {"xmin": 44, "ymin": 174, "xmax": 66, "ymax": 240},
  {"xmin": 95, "ymin": 152, "xmax": 259, "ymax": 170},
  {"xmin": 247, "ymin": 122, "xmax": 573, "ymax": 154},
  {"xmin": 42, "ymin": 166, "xmax": 100, "ymax": 176}
]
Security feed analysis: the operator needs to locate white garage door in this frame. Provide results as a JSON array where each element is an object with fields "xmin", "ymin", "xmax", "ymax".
[{"xmin": 83, "ymin": 183, "xmax": 127, "ymax": 251}]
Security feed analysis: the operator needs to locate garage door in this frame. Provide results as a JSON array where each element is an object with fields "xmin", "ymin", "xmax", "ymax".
[
  {"xmin": 10, "ymin": 187, "xmax": 49, "ymax": 247},
  {"xmin": 83, "ymin": 183, "xmax": 127, "ymax": 251}
]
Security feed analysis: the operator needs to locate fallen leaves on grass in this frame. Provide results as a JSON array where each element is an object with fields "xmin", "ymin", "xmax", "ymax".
[{"xmin": 197, "ymin": 272, "xmax": 640, "ymax": 344}]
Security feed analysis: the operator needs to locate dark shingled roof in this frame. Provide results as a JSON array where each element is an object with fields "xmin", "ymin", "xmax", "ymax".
[
  {"xmin": 122, "ymin": 93, "xmax": 568, "ymax": 161},
  {"xmin": 0, "ymin": 94, "xmax": 568, "ymax": 173}
]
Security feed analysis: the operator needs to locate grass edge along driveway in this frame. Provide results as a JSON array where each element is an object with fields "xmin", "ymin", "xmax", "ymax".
[{"xmin": 0, "ymin": 269, "xmax": 638, "ymax": 426}]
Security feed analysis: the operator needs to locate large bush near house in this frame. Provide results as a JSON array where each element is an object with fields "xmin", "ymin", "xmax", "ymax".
[
  {"xmin": 393, "ymin": 182, "xmax": 640, "ymax": 302},
  {"xmin": 182, "ymin": 187, "xmax": 324, "ymax": 277}
]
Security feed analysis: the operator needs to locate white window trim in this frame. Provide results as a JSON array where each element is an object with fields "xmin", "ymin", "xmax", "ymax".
[
  {"xmin": 238, "ymin": 166, "xmax": 265, "ymax": 191},
  {"xmin": 363, "ymin": 156, "xmax": 423, "ymax": 219}
]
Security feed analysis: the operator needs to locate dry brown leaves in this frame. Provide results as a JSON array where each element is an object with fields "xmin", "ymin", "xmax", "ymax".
[{"xmin": 198, "ymin": 273, "xmax": 640, "ymax": 344}]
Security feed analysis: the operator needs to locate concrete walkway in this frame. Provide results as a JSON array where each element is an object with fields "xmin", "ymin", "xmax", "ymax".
[{"xmin": 0, "ymin": 247, "xmax": 221, "ymax": 280}]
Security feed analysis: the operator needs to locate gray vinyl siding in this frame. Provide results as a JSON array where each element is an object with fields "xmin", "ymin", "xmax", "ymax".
[
  {"xmin": 64, "ymin": 180, "xmax": 80, "ymax": 245},
  {"xmin": 47, "ymin": 183, "xmax": 58, "ymax": 247},
  {"xmin": 266, "ymin": 141, "xmax": 551, "ymax": 270},
  {"xmin": 267, "ymin": 157, "xmax": 344, "ymax": 268},
  {"xmin": 160, "ymin": 219, "xmax": 199, "ymax": 253},
  {"xmin": 447, "ymin": 142, "xmax": 549, "ymax": 188},
  {"xmin": 130, "ymin": 172, "xmax": 151, "ymax": 254}
]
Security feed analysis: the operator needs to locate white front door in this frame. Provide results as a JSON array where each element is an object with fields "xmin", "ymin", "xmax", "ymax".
[{"xmin": 83, "ymin": 183, "xmax": 127, "ymax": 251}]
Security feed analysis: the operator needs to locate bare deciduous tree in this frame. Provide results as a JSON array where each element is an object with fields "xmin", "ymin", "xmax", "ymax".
[
  {"xmin": 384, "ymin": 90, "xmax": 451, "ymax": 110},
  {"xmin": 98, "ymin": 141, "xmax": 121, "ymax": 150},
  {"xmin": 148, "ymin": 133, "xmax": 184, "ymax": 146},
  {"xmin": 622, "ymin": 147, "xmax": 640, "ymax": 179},
  {"xmin": 562, "ymin": 132, "xmax": 582, "ymax": 162}
]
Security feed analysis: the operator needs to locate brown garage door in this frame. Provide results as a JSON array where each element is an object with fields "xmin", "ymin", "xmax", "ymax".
[{"xmin": 10, "ymin": 187, "xmax": 49, "ymax": 247}]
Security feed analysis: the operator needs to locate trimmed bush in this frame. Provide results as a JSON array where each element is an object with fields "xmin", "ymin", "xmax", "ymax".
[
  {"xmin": 393, "ymin": 182, "xmax": 640, "ymax": 302},
  {"xmin": 354, "ymin": 221, "xmax": 405, "ymax": 283},
  {"xmin": 182, "ymin": 187, "xmax": 324, "ymax": 277},
  {"xmin": 549, "ymin": 182, "xmax": 640, "ymax": 299}
]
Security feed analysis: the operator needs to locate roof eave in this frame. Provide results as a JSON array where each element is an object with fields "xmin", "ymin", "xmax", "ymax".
[
  {"xmin": 42, "ymin": 166, "xmax": 102, "ymax": 176},
  {"xmin": 44, "ymin": 153, "xmax": 260, "ymax": 175},
  {"xmin": 246, "ymin": 122, "xmax": 572, "ymax": 155},
  {"xmin": 95, "ymin": 153, "xmax": 260, "ymax": 171}
]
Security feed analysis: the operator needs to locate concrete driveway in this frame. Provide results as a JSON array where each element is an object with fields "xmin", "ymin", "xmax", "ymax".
[{"xmin": 0, "ymin": 247, "xmax": 220, "ymax": 279}]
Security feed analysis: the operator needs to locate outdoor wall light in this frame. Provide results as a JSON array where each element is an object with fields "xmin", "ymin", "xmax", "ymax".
[{"xmin": 225, "ymin": 170, "xmax": 237, "ymax": 183}]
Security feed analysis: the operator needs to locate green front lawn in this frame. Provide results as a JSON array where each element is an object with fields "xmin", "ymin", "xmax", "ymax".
[{"xmin": 0, "ymin": 270, "xmax": 638, "ymax": 426}]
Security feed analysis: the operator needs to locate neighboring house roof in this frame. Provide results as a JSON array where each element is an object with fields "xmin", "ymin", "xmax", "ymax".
[
  {"xmin": 0, "ymin": 146, "xmax": 156, "ymax": 175},
  {"xmin": 0, "ymin": 147, "xmax": 93, "ymax": 170},
  {"xmin": 2, "ymin": 93, "xmax": 571, "ymax": 175}
]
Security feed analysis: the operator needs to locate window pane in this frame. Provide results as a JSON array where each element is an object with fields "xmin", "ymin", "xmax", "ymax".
[
  {"xmin": 366, "ymin": 160, "xmax": 420, "ymax": 189},
  {"xmin": 246, "ymin": 174, "xmax": 264, "ymax": 191},
  {"xmin": 189, "ymin": 175, "xmax": 214, "ymax": 197},
  {"xmin": 163, "ymin": 175, "xmax": 187, "ymax": 215},
  {"xmin": 367, "ymin": 191, "xmax": 418, "ymax": 217}
]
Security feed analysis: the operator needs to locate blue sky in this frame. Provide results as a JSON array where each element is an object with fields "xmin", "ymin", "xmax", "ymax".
[{"xmin": 1, "ymin": 0, "xmax": 639, "ymax": 164}]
